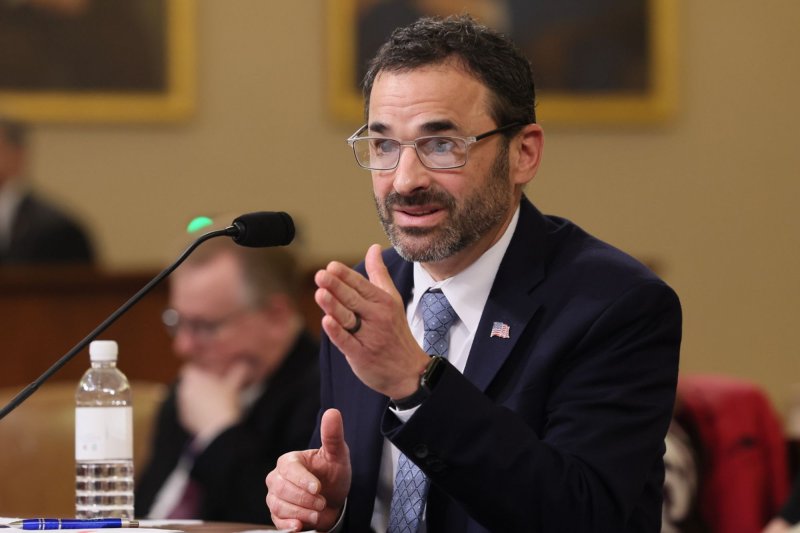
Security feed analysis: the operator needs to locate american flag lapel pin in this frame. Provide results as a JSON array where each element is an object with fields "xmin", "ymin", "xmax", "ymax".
[{"xmin": 490, "ymin": 321, "xmax": 510, "ymax": 339}]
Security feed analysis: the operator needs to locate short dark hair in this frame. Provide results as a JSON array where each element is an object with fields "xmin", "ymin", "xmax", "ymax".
[
  {"xmin": 362, "ymin": 14, "xmax": 536, "ymax": 127},
  {"xmin": 178, "ymin": 216, "xmax": 301, "ymax": 306},
  {"xmin": 0, "ymin": 117, "xmax": 28, "ymax": 148}
]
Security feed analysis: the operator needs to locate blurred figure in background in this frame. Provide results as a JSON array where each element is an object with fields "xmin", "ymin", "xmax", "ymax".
[
  {"xmin": 135, "ymin": 222, "xmax": 319, "ymax": 524},
  {"xmin": 0, "ymin": 117, "xmax": 94, "ymax": 264}
]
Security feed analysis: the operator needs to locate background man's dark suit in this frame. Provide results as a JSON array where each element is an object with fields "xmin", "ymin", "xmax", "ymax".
[
  {"xmin": 312, "ymin": 196, "xmax": 682, "ymax": 532},
  {"xmin": 136, "ymin": 332, "xmax": 320, "ymax": 524},
  {"xmin": 2, "ymin": 192, "xmax": 94, "ymax": 263}
]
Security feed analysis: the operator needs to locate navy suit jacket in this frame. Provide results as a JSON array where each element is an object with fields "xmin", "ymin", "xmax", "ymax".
[{"xmin": 312, "ymin": 196, "xmax": 681, "ymax": 532}]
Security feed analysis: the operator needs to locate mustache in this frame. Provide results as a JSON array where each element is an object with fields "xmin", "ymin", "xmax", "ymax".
[{"xmin": 384, "ymin": 189, "xmax": 456, "ymax": 210}]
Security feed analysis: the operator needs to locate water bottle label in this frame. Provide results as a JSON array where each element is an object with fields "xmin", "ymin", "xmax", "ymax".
[{"xmin": 75, "ymin": 407, "xmax": 133, "ymax": 460}]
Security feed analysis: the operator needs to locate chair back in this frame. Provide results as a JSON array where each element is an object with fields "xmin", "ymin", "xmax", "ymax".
[{"xmin": 675, "ymin": 374, "xmax": 791, "ymax": 533}]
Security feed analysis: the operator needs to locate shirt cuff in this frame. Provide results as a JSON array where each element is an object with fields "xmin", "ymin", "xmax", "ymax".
[{"xmin": 388, "ymin": 403, "xmax": 420, "ymax": 423}]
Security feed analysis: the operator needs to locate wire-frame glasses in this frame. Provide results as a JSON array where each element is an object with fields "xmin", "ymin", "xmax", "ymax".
[{"xmin": 346, "ymin": 122, "xmax": 525, "ymax": 170}]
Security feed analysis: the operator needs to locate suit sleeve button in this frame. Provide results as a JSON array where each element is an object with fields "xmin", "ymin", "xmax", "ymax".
[
  {"xmin": 426, "ymin": 458, "xmax": 446, "ymax": 472},
  {"xmin": 413, "ymin": 444, "xmax": 429, "ymax": 458}
]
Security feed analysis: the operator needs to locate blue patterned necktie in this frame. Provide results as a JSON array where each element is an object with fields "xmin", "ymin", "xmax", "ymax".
[{"xmin": 388, "ymin": 289, "xmax": 458, "ymax": 533}]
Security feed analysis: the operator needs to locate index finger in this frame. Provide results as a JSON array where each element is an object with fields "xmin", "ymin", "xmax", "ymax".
[
  {"xmin": 266, "ymin": 475, "xmax": 324, "ymax": 530},
  {"xmin": 321, "ymin": 257, "xmax": 384, "ymax": 304},
  {"xmin": 224, "ymin": 360, "xmax": 251, "ymax": 390},
  {"xmin": 278, "ymin": 452, "xmax": 324, "ymax": 495}
]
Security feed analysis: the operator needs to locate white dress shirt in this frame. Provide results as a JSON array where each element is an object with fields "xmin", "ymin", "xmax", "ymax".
[{"xmin": 369, "ymin": 206, "xmax": 520, "ymax": 533}]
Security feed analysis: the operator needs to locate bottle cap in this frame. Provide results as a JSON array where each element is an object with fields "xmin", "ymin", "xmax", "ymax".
[{"xmin": 89, "ymin": 340, "xmax": 118, "ymax": 362}]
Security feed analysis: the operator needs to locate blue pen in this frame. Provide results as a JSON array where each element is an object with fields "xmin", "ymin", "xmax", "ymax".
[{"xmin": 6, "ymin": 519, "xmax": 138, "ymax": 530}]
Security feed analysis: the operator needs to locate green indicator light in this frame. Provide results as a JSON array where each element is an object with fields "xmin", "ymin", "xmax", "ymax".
[{"xmin": 187, "ymin": 216, "xmax": 213, "ymax": 234}]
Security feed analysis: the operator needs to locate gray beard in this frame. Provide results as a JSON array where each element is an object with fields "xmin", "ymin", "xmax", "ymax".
[{"xmin": 375, "ymin": 144, "xmax": 511, "ymax": 263}]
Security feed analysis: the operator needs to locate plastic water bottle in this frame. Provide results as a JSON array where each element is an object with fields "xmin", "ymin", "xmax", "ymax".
[{"xmin": 75, "ymin": 340, "xmax": 134, "ymax": 518}]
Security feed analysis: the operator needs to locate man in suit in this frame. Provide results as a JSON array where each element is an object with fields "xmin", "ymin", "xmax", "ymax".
[
  {"xmin": 0, "ymin": 117, "xmax": 94, "ymax": 263},
  {"xmin": 135, "ymin": 233, "xmax": 319, "ymax": 524},
  {"xmin": 266, "ymin": 15, "xmax": 681, "ymax": 532}
]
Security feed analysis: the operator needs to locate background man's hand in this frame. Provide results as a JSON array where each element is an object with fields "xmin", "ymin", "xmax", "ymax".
[{"xmin": 176, "ymin": 361, "xmax": 249, "ymax": 442}]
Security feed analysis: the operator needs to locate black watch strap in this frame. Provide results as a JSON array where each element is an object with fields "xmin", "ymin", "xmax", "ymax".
[{"xmin": 390, "ymin": 356, "xmax": 446, "ymax": 410}]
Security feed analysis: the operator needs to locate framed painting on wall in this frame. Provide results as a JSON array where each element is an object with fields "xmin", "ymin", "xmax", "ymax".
[
  {"xmin": 0, "ymin": 0, "xmax": 194, "ymax": 123},
  {"xmin": 326, "ymin": 0, "xmax": 678, "ymax": 126}
]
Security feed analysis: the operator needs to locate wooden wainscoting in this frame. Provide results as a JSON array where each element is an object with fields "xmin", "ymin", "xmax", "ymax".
[{"xmin": 0, "ymin": 265, "xmax": 179, "ymax": 388}]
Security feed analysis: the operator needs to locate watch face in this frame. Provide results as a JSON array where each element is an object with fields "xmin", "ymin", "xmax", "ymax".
[{"xmin": 421, "ymin": 356, "xmax": 445, "ymax": 391}]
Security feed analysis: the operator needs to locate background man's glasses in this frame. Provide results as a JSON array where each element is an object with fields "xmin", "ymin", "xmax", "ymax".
[
  {"xmin": 161, "ymin": 307, "xmax": 250, "ymax": 342},
  {"xmin": 346, "ymin": 122, "xmax": 524, "ymax": 170}
]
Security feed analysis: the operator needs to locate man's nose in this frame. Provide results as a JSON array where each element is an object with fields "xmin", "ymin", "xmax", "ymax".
[
  {"xmin": 392, "ymin": 144, "xmax": 432, "ymax": 195},
  {"xmin": 172, "ymin": 328, "xmax": 198, "ymax": 361}
]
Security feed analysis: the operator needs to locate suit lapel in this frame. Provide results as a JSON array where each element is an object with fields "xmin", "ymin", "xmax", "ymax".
[
  {"xmin": 385, "ymin": 248, "xmax": 415, "ymax": 306},
  {"xmin": 464, "ymin": 197, "xmax": 548, "ymax": 392},
  {"xmin": 382, "ymin": 198, "xmax": 550, "ymax": 393}
]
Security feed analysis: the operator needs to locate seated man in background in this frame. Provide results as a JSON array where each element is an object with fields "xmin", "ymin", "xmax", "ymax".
[
  {"xmin": 135, "ymin": 224, "xmax": 319, "ymax": 524},
  {"xmin": 0, "ymin": 116, "xmax": 94, "ymax": 264}
]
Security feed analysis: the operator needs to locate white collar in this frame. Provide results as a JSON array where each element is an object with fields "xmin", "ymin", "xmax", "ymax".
[{"xmin": 410, "ymin": 205, "xmax": 520, "ymax": 336}]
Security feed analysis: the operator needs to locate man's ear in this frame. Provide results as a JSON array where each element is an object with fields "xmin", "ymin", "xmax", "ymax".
[{"xmin": 510, "ymin": 124, "xmax": 544, "ymax": 187}]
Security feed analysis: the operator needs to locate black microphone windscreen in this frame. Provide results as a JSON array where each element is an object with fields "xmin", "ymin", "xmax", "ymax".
[{"xmin": 231, "ymin": 212, "xmax": 295, "ymax": 247}]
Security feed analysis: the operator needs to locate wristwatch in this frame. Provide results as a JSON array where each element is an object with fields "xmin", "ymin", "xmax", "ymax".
[{"xmin": 390, "ymin": 356, "xmax": 447, "ymax": 410}]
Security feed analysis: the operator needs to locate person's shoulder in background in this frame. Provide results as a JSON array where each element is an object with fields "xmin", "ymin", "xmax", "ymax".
[{"xmin": 7, "ymin": 191, "xmax": 95, "ymax": 263}]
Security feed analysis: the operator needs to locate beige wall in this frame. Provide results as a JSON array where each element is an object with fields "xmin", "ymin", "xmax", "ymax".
[{"xmin": 19, "ymin": 2, "xmax": 800, "ymax": 411}]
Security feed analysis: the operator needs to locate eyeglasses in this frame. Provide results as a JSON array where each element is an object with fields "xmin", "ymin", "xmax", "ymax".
[
  {"xmin": 346, "ymin": 122, "xmax": 525, "ymax": 170},
  {"xmin": 161, "ymin": 307, "xmax": 250, "ymax": 342}
]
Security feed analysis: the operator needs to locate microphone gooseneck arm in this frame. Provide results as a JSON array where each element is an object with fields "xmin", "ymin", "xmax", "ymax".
[{"xmin": 0, "ymin": 225, "xmax": 236, "ymax": 421}]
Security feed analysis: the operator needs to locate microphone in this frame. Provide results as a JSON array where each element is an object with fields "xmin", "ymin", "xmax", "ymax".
[
  {"xmin": 231, "ymin": 211, "xmax": 294, "ymax": 247},
  {"xmin": 0, "ymin": 211, "xmax": 295, "ymax": 420}
]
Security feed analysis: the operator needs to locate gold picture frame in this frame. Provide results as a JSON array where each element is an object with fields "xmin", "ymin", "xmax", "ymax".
[
  {"xmin": 326, "ymin": 0, "xmax": 678, "ymax": 126},
  {"xmin": 0, "ymin": 0, "xmax": 195, "ymax": 123}
]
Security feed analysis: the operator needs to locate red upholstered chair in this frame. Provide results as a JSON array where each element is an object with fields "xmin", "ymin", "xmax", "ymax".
[{"xmin": 675, "ymin": 374, "xmax": 791, "ymax": 533}]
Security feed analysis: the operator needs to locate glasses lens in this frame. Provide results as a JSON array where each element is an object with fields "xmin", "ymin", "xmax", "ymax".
[
  {"xmin": 161, "ymin": 308, "xmax": 217, "ymax": 340},
  {"xmin": 351, "ymin": 136, "xmax": 470, "ymax": 170},
  {"xmin": 416, "ymin": 137, "xmax": 467, "ymax": 169},
  {"xmin": 162, "ymin": 308, "xmax": 179, "ymax": 336},
  {"xmin": 353, "ymin": 138, "xmax": 400, "ymax": 170}
]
